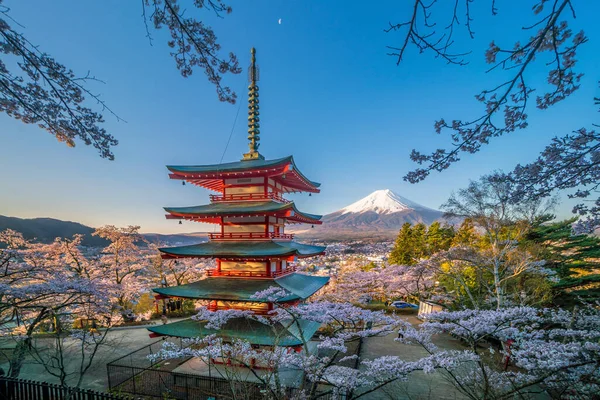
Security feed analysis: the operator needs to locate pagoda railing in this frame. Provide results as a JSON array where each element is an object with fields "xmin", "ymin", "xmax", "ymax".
[
  {"xmin": 206, "ymin": 265, "xmax": 296, "ymax": 278},
  {"xmin": 209, "ymin": 232, "xmax": 294, "ymax": 240},
  {"xmin": 273, "ymin": 266, "xmax": 297, "ymax": 277},
  {"xmin": 209, "ymin": 192, "xmax": 290, "ymax": 203}
]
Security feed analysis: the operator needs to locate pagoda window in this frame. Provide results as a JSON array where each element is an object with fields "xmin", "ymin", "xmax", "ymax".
[
  {"xmin": 224, "ymin": 177, "xmax": 264, "ymax": 185},
  {"xmin": 220, "ymin": 260, "xmax": 266, "ymax": 274},
  {"xmin": 270, "ymin": 261, "xmax": 277, "ymax": 273},
  {"xmin": 224, "ymin": 185, "xmax": 263, "ymax": 196},
  {"xmin": 223, "ymin": 224, "xmax": 266, "ymax": 235},
  {"xmin": 223, "ymin": 216, "xmax": 265, "ymax": 224}
]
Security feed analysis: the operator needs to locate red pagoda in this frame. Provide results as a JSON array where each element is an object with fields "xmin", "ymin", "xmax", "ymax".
[{"xmin": 148, "ymin": 48, "xmax": 329, "ymax": 349}]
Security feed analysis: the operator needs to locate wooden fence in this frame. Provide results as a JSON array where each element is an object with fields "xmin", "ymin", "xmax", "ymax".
[{"xmin": 0, "ymin": 376, "xmax": 132, "ymax": 400}]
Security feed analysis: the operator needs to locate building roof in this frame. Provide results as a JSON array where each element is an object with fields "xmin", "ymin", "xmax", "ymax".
[
  {"xmin": 164, "ymin": 201, "xmax": 322, "ymax": 225},
  {"xmin": 159, "ymin": 240, "xmax": 326, "ymax": 259},
  {"xmin": 166, "ymin": 156, "xmax": 320, "ymax": 194},
  {"xmin": 152, "ymin": 273, "xmax": 330, "ymax": 302},
  {"xmin": 147, "ymin": 317, "xmax": 322, "ymax": 346}
]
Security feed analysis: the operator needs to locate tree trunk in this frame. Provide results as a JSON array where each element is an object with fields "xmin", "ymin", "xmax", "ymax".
[
  {"xmin": 8, "ymin": 337, "xmax": 31, "ymax": 378},
  {"xmin": 493, "ymin": 256, "xmax": 503, "ymax": 310}
]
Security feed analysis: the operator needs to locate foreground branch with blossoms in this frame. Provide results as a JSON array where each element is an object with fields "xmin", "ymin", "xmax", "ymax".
[
  {"xmin": 148, "ymin": 287, "xmax": 600, "ymax": 399},
  {"xmin": 398, "ymin": 306, "xmax": 600, "ymax": 399},
  {"xmin": 391, "ymin": 1, "xmax": 600, "ymax": 232},
  {"xmin": 1, "ymin": 0, "xmax": 240, "ymax": 158},
  {"xmin": 151, "ymin": 288, "xmax": 452, "ymax": 399}
]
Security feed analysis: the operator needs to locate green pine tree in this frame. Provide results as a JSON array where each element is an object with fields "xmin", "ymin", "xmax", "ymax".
[
  {"xmin": 426, "ymin": 221, "xmax": 455, "ymax": 255},
  {"xmin": 452, "ymin": 218, "xmax": 480, "ymax": 247},
  {"xmin": 523, "ymin": 217, "xmax": 600, "ymax": 305},
  {"xmin": 412, "ymin": 223, "xmax": 428, "ymax": 261},
  {"xmin": 389, "ymin": 223, "xmax": 415, "ymax": 265}
]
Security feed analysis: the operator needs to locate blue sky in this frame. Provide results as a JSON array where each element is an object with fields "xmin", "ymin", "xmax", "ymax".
[{"xmin": 1, "ymin": 1, "xmax": 599, "ymax": 233}]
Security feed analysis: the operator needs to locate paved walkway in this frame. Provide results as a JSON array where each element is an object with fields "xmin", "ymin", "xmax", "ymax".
[
  {"xmin": 0, "ymin": 317, "xmax": 183, "ymax": 391},
  {"xmin": 5, "ymin": 316, "xmax": 469, "ymax": 398},
  {"xmin": 355, "ymin": 315, "xmax": 467, "ymax": 400}
]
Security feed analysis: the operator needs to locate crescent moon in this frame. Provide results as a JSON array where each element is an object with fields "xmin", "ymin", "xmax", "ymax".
[{"xmin": 278, "ymin": 18, "xmax": 282, "ymax": 25}]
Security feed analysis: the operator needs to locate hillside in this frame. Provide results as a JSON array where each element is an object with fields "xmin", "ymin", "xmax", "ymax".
[{"xmin": 0, "ymin": 215, "xmax": 205, "ymax": 247}]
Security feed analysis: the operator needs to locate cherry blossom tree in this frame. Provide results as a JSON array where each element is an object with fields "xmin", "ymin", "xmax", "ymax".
[
  {"xmin": 148, "ymin": 244, "xmax": 209, "ymax": 286},
  {"xmin": 151, "ymin": 287, "xmax": 422, "ymax": 399},
  {"xmin": 0, "ymin": 0, "xmax": 240, "ymax": 159},
  {"xmin": 397, "ymin": 306, "xmax": 600, "ymax": 399},
  {"xmin": 24, "ymin": 306, "xmax": 120, "ymax": 388},
  {"xmin": 420, "ymin": 245, "xmax": 555, "ymax": 310},
  {"xmin": 392, "ymin": 1, "xmax": 600, "ymax": 232},
  {"xmin": 439, "ymin": 173, "xmax": 557, "ymax": 309},
  {"xmin": 511, "ymin": 128, "xmax": 600, "ymax": 234},
  {"xmin": 92, "ymin": 225, "xmax": 149, "ymax": 312},
  {"xmin": 0, "ymin": 229, "xmax": 118, "ymax": 380},
  {"xmin": 327, "ymin": 263, "xmax": 435, "ymax": 304}
]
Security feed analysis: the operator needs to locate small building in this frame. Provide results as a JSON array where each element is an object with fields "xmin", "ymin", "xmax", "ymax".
[{"xmin": 417, "ymin": 300, "xmax": 446, "ymax": 320}]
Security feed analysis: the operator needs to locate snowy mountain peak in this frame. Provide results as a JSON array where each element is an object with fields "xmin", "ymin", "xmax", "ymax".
[{"xmin": 340, "ymin": 189, "xmax": 432, "ymax": 215}]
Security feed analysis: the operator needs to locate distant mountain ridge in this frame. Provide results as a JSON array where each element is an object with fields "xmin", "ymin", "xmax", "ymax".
[
  {"xmin": 2, "ymin": 190, "xmax": 446, "ymax": 244},
  {"xmin": 292, "ymin": 189, "xmax": 446, "ymax": 240},
  {"xmin": 0, "ymin": 215, "xmax": 205, "ymax": 247}
]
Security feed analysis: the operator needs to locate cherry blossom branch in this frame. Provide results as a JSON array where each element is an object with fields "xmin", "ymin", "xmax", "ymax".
[
  {"xmin": 143, "ymin": 0, "xmax": 241, "ymax": 104},
  {"xmin": 0, "ymin": 20, "xmax": 119, "ymax": 159},
  {"xmin": 404, "ymin": 0, "xmax": 587, "ymax": 183}
]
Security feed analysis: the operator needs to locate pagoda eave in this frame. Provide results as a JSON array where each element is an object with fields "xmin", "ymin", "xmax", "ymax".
[
  {"xmin": 160, "ymin": 251, "xmax": 325, "ymax": 260},
  {"xmin": 167, "ymin": 156, "xmax": 320, "ymax": 194},
  {"xmin": 164, "ymin": 213, "xmax": 322, "ymax": 225},
  {"xmin": 163, "ymin": 201, "xmax": 321, "ymax": 224},
  {"xmin": 146, "ymin": 317, "xmax": 322, "ymax": 346},
  {"xmin": 151, "ymin": 273, "xmax": 330, "ymax": 303}
]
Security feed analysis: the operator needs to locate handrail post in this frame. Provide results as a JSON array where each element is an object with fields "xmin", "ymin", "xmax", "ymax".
[{"xmin": 131, "ymin": 366, "xmax": 136, "ymax": 394}]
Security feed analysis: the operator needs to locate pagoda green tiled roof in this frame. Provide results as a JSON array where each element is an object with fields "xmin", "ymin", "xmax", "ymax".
[
  {"xmin": 147, "ymin": 317, "xmax": 322, "ymax": 346},
  {"xmin": 164, "ymin": 201, "xmax": 322, "ymax": 222},
  {"xmin": 167, "ymin": 155, "xmax": 320, "ymax": 188},
  {"xmin": 167, "ymin": 156, "xmax": 292, "ymax": 174},
  {"xmin": 159, "ymin": 240, "xmax": 325, "ymax": 259},
  {"xmin": 152, "ymin": 273, "xmax": 330, "ymax": 302}
]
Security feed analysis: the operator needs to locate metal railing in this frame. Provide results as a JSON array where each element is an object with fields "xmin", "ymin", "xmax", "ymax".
[
  {"xmin": 0, "ymin": 377, "xmax": 132, "ymax": 400},
  {"xmin": 107, "ymin": 362, "xmax": 342, "ymax": 400},
  {"xmin": 208, "ymin": 232, "xmax": 294, "ymax": 240},
  {"xmin": 105, "ymin": 336, "xmax": 352, "ymax": 400},
  {"xmin": 209, "ymin": 192, "xmax": 290, "ymax": 203}
]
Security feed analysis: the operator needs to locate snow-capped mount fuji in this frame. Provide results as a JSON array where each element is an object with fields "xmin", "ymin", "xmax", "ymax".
[
  {"xmin": 292, "ymin": 189, "xmax": 445, "ymax": 240},
  {"xmin": 340, "ymin": 189, "xmax": 437, "ymax": 215}
]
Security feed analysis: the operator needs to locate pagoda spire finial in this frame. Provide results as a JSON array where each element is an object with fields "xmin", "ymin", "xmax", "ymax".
[{"xmin": 243, "ymin": 47, "xmax": 265, "ymax": 161}]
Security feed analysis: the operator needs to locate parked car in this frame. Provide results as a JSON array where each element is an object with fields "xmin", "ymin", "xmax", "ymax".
[{"xmin": 390, "ymin": 301, "xmax": 418, "ymax": 309}]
